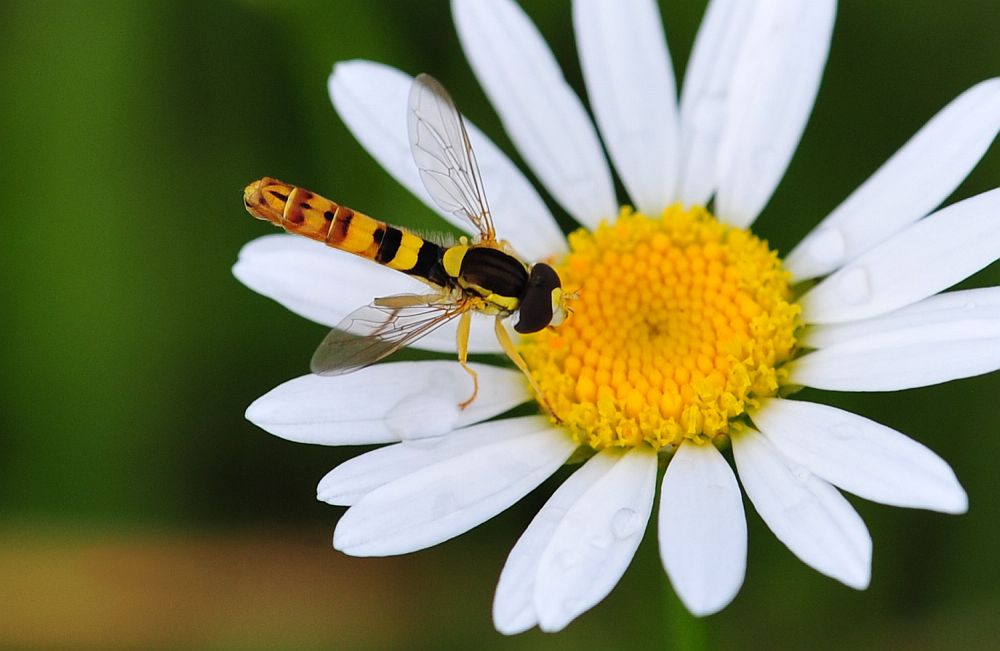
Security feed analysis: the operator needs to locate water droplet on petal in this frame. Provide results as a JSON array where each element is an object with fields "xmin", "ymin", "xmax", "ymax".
[
  {"xmin": 791, "ymin": 465, "xmax": 812, "ymax": 483},
  {"xmin": 590, "ymin": 534, "xmax": 612, "ymax": 550},
  {"xmin": 558, "ymin": 549, "xmax": 583, "ymax": 569},
  {"xmin": 836, "ymin": 267, "xmax": 871, "ymax": 305},
  {"xmin": 963, "ymin": 301, "xmax": 977, "ymax": 311},
  {"xmin": 388, "ymin": 394, "xmax": 459, "ymax": 442},
  {"xmin": 611, "ymin": 508, "xmax": 643, "ymax": 540},
  {"xmin": 386, "ymin": 370, "xmax": 461, "ymax": 442},
  {"xmin": 830, "ymin": 423, "xmax": 859, "ymax": 441}
]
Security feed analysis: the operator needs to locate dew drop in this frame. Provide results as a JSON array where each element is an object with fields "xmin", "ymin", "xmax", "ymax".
[
  {"xmin": 836, "ymin": 267, "xmax": 871, "ymax": 305},
  {"xmin": 963, "ymin": 301, "xmax": 977, "ymax": 311},
  {"xmin": 611, "ymin": 508, "xmax": 643, "ymax": 540},
  {"xmin": 791, "ymin": 465, "xmax": 813, "ymax": 483},
  {"xmin": 388, "ymin": 394, "xmax": 459, "ymax": 442},
  {"xmin": 558, "ymin": 549, "xmax": 584, "ymax": 569},
  {"xmin": 590, "ymin": 534, "xmax": 612, "ymax": 550},
  {"xmin": 829, "ymin": 423, "xmax": 860, "ymax": 442},
  {"xmin": 386, "ymin": 370, "xmax": 460, "ymax": 442}
]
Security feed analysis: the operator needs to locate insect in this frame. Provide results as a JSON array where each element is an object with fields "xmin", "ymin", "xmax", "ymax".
[{"xmin": 243, "ymin": 74, "xmax": 569, "ymax": 410}]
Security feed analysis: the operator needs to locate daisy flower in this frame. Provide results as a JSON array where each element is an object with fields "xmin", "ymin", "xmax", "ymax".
[{"xmin": 235, "ymin": 0, "xmax": 997, "ymax": 635}]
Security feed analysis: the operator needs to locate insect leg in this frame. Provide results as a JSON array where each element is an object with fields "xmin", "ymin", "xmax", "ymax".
[
  {"xmin": 374, "ymin": 293, "xmax": 445, "ymax": 308},
  {"xmin": 493, "ymin": 316, "xmax": 561, "ymax": 423},
  {"xmin": 456, "ymin": 309, "xmax": 479, "ymax": 410}
]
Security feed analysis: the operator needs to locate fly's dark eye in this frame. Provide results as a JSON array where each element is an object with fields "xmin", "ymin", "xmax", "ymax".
[{"xmin": 515, "ymin": 264, "xmax": 561, "ymax": 334}]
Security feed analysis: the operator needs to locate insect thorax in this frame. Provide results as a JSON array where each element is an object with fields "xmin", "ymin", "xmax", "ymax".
[{"xmin": 445, "ymin": 245, "xmax": 528, "ymax": 311}]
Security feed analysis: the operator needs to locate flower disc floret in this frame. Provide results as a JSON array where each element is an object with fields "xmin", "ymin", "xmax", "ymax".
[{"xmin": 519, "ymin": 205, "xmax": 801, "ymax": 451}]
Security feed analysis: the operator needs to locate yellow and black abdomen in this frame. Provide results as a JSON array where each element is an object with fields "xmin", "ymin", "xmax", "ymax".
[{"xmin": 244, "ymin": 177, "xmax": 451, "ymax": 288}]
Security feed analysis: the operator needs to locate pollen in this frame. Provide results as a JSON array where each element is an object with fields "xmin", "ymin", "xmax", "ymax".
[{"xmin": 518, "ymin": 205, "xmax": 801, "ymax": 451}]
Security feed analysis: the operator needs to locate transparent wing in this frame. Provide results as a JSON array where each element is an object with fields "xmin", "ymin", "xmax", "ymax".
[
  {"xmin": 310, "ymin": 294, "xmax": 471, "ymax": 376},
  {"xmin": 408, "ymin": 73, "xmax": 496, "ymax": 242}
]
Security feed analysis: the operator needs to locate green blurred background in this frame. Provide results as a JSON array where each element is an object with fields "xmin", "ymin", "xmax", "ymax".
[{"xmin": 2, "ymin": 1, "xmax": 999, "ymax": 649}]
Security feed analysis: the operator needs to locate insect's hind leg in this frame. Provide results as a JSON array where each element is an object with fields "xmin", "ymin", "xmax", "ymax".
[
  {"xmin": 456, "ymin": 309, "xmax": 479, "ymax": 410},
  {"xmin": 493, "ymin": 316, "xmax": 560, "ymax": 423}
]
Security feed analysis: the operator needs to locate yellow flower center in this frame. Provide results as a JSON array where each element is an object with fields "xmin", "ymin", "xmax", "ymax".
[{"xmin": 518, "ymin": 205, "xmax": 801, "ymax": 451}]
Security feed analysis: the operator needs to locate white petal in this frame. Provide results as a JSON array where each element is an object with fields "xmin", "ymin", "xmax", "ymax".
[
  {"xmin": 794, "ymin": 334, "xmax": 1000, "ymax": 392},
  {"xmin": 232, "ymin": 234, "xmax": 501, "ymax": 353},
  {"xmin": 752, "ymin": 399, "xmax": 967, "ymax": 514},
  {"xmin": 234, "ymin": 234, "xmax": 411, "ymax": 327},
  {"xmin": 534, "ymin": 448, "xmax": 657, "ymax": 632},
  {"xmin": 803, "ymin": 287, "xmax": 1000, "ymax": 348},
  {"xmin": 453, "ymin": 0, "xmax": 617, "ymax": 227},
  {"xmin": 800, "ymin": 188, "xmax": 1000, "ymax": 324},
  {"xmin": 732, "ymin": 428, "xmax": 871, "ymax": 589},
  {"xmin": 493, "ymin": 450, "xmax": 615, "ymax": 635},
  {"xmin": 318, "ymin": 416, "xmax": 540, "ymax": 507},
  {"xmin": 677, "ymin": 0, "xmax": 755, "ymax": 207},
  {"xmin": 329, "ymin": 60, "xmax": 566, "ymax": 262},
  {"xmin": 793, "ymin": 290, "xmax": 1000, "ymax": 390},
  {"xmin": 787, "ymin": 78, "xmax": 1000, "ymax": 280},
  {"xmin": 573, "ymin": 0, "xmax": 679, "ymax": 215},
  {"xmin": 713, "ymin": 0, "xmax": 836, "ymax": 227},
  {"xmin": 333, "ymin": 420, "xmax": 574, "ymax": 556},
  {"xmin": 247, "ymin": 361, "xmax": 529, "ymax": 448},
  {"xmin": 659, "ymin": 442, "xmax": 746, "ymax": 616}
]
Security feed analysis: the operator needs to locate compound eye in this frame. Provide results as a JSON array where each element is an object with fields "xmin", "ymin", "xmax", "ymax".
[
  {"xmin": 514, "ymin": 264, "xmax": 561, "ymax": 334},
  {"xmin": 515, "ymin": 284, "xmax": 553, "ymax": 333}
]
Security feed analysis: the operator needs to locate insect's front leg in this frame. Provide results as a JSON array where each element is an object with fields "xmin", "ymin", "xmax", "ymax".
[{"xmin": 493, "ymin": 316, "xmax": 561, "ymax": 423}]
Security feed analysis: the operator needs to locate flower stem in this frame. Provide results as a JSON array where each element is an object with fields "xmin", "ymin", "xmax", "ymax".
[{"xmin": 668, "ymin": 589, "xmax": 709, "ymax": 651}]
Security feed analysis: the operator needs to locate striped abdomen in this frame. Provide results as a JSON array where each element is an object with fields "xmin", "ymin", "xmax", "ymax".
[{"xmin": 243, "ymin": 177, "xmax": 451, "ymax": 287}]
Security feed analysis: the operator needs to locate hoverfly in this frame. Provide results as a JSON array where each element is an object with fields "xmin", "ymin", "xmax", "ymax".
[{"xmin": 244, "ymin": 74, "xmax": 569, "ymax": 410}]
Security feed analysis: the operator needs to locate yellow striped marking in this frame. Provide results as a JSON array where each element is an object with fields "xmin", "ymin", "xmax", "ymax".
[
  {"xmin": 386, "ymin": 231, "xmax": 425, "ymax": 271},
  {"xmin": 337, "ymin": 213, "xmax": 380, "ymax": 254},
  {"xmin": 442, "ymin": 245, "xmax": 468, "ymax": 277}
]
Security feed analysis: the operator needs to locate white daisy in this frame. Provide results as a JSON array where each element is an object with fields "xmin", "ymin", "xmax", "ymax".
[{"xmin": 235, "ymin": 0, "xmax": 997, "ymax": 635}]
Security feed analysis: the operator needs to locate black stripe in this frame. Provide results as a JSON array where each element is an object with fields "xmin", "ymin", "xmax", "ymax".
[
  {"xmin": 408, "ymin": 241, "xmax": 448, "ymax": 286},
  {"xmin": 460, "ymin": 247, "xmax": 528, "ymax": 297},
  {"xmin": 376, "ymin": 227, "xmax": 403, "ymax": 263}
]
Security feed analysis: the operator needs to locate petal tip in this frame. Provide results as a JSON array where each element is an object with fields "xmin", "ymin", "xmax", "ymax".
[
  {"xmin": 316, "ymin": 487, "xmax": 345, "ymax": 506},
  {"xmin": 331, "ymin": 58, "xmax": 372, "ymax": 78},
  {"xmin": 536, "ymin": 617, "xmax": 568, "ymax": 634},
  {"xmin": 331, "ymin": 525, "xmax": 355, "ymax": 555},
  {"xmin": 243, "ymin": 397, "xmax": 267, "ymax": 427},
  {"xmin": 845, "ymin": 568, "xmax": 872, "ymax": 591},
  {"xmin": 492, "ymin": 614, "xmax": 534, "ymax": 637},
  {"xmin": 939, "ymin": 485, "xmax": 969, "ymax": 515},
  {"xmin": 675, "ymin": 583, "xmax": 741, "ymax": 618}
]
